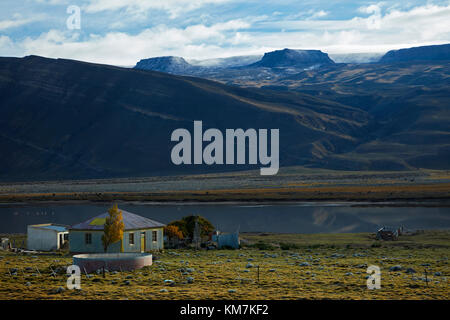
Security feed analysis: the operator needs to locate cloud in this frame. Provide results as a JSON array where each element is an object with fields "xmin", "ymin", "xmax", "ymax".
[
  {"xmin": 359, "ymin": 3, "xmax": 382, "ymax": 29},
  {"xmin": 1, "ymin": 2, "xmax": 450, "ymax": 64},
  {"xmin": 0, "ymin": 35, "xmax": 19, "ymax": 56},
  {"xmin": 310, "ymin": 10, "xmax": 329, "ymax": 19},
  {"xmin": 253, "ymin": 3, "xmax": 450, "ymax": 53},
  {"xmin": 0, "ymin": 15, "xmax": 40, "ymax": 31},
  {"xmin": 9, "ymin": 19, "xmax": 252, "ymax": 65},
  {"xmin": 84, "ymin": 0, "xmax": 233, "ymax": 19},
  {"xmin": 34, "ymin": 0, "xmax": 69, "ymax": 4}
]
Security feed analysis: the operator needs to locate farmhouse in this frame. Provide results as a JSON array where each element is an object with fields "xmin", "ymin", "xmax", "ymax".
[
  {"xmin": 69, "ymin": 209, "xmax": 165, "ymax": 253},
  {"xmin": 27, "ymin": 224, "xmax": 69, "ymax": 251}
]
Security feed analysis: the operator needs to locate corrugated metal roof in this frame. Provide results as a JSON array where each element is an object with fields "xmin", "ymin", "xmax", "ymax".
[
  {"xmin": 40, "ymin": 225, "xmax": 68, "ymax": 232},
  {"xmin": 70, "ymin": 209, "xmax": 165, "ymax": 230},
  {"xmin": 29, "ymin": 224, "xmax": 68, "ymax": 233}
]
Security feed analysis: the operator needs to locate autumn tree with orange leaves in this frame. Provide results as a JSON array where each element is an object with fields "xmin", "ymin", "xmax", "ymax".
[
  {"xmin": 164, "ymin": 225, "xmax": 184, "ymax": 240},
  {"xmin": 102, "ymin": 204, "xmax": 125, "ymax": 252}
]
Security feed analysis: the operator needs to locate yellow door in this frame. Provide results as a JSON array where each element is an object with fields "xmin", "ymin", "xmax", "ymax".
[{"xmin": 141, "ymin": 232, "xmax": 145, "ymax": 253}]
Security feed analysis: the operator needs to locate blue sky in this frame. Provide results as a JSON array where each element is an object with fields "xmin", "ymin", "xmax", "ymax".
[{"xmin": 1, "ymin": 0, "xmax": 449, "ymax": 65}]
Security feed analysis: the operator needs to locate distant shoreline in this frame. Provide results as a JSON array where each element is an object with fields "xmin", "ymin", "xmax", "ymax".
[
  {"xmin": 0, "ymin": 184, "xmax": 449, "ymax": 205},
  {"xmin": 1, "ymin": 168, "xmax": 449, "ymax": 205}
]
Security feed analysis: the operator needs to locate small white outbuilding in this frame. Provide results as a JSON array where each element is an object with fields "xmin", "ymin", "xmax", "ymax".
[{"xmin": 27, "ymin": 224, "xmax": 69, "ymax": 251}]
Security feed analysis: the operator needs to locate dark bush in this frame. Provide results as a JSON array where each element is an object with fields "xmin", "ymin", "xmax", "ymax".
[
  {"xmin": 279, "ymin": 242, "xmax": 300, "ymax": 250},
  {"xmin": 248, "ymin": 241, "xmax": 275, "ymax": 250}
]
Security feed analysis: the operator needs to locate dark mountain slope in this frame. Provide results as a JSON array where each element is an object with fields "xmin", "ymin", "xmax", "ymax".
[
  {"xmin": 263, "ymin": 61, "xmax": 450, "ymax": 170},
  {"xmin": 379, "ymin": 43, "xmax": 450, "ymax": 63},
  {"xmin": 0, "ymin": 56, "xmax": 369, "ymax": 181}
]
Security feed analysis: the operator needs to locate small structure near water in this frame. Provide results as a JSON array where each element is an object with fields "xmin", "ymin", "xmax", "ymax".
[
  {"xmin": 211, "ymin": 231, "xmax": 240, "ymax": 249},
  {"xmin": 376, "ymin": 226, "xmax": 404, "ymax": 240},
  {"xmin": 1, "ymin": 238, "xmax": 10, "ymax": 250},
  {"xmin": 27, "ymin": 224, "xmax": 69, "ymax": 251},
  {"xmin": 73, "ymin": 253, "xmax": 153, "ymax": 273}
]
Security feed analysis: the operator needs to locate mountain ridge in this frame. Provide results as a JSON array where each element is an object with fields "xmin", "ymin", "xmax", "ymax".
[
  {"xmin": 379, "ymin": 43, "xmax": 450, "ymax": 63},
  {"xmin": 249, "ymin": 48, "xmax": 334, "ymax": 68},
  {"xmin": 0, "ymin": 55, "xmax": 373, "ymax": 181}
]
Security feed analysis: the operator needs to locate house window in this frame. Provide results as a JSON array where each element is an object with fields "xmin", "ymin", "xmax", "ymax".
[
  {"xmin": 129, "ymin": 233, "xmax": 135, "ymax": 245},
  {"xmin": 152, "ymin": 230, "xmax": 157, "ymax": 242},
  {"xmin": 85, "ymin": 233, "xmax": 92, "ymax": 245}
]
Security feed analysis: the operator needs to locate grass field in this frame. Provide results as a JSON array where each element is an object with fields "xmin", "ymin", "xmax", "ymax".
[{"xmin": 0, "ymin": 231, "xmax": 448, "ymax": 300}]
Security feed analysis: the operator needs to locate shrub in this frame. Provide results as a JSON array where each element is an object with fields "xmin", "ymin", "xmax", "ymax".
[
  {"xmin": 279, "ymin": 242, "xmax": 300, "ymax": 250},
  {"xmin": 248, "ymin": 241, "xmax": 275, "ymax": 250}
]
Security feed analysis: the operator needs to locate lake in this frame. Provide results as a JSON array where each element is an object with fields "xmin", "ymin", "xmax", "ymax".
[{"xmin": 1, "ymin": 201, "xmax": 449, "ymax": 234}]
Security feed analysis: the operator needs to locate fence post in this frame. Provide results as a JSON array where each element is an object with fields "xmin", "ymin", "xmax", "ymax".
[{"xmin": 257, "ymin": 265, "xmax": 260, "ymax": 285}]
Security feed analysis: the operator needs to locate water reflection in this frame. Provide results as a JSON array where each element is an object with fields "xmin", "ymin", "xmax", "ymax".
[{"xmin": 0, "ymin": 202, "xmax": 449, "ymax": 234}]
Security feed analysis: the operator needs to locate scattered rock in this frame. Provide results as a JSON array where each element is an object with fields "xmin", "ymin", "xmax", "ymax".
[
  {"xmin": 434, "ymin": 272, "xmax": 441, "ymax": 276},
  {"xmin": 353, "ymin": 253, "xmax": 365, "ymax": 257},
  {"xmin": 389, "ymin": 265, "xmax": 402, "ymax": 272},
  {"xmin": 246, "ymin": 263, "xmax": 253, "ymax": 268},
  {"xmin": 228, "ymin": 289, "xmax": 236, "ymax": 293},
  {"xmin": 299, "ymin": 262, "xmax": 310, "ymax": 267},
  {"xmin": 164, "ymin": 279, "xmax": 175, "ymax": 286},
  {"xmin": 123, "ymin": 280, "xmax": 131, "ymax": 285},
  {"xmin": 269, "ymin": 269, "xmax": 276, "ymax": 272},
  {"xmin": 345, "ymin": 272, "xmax": 353, "ymax": 276},
  {"xmin": 405, "ymin": 268, "xmax": 416, "ymax": 274},
  {"xmin": 160, "ymin": 289, "xmax": 168, "ymax": 292},
  {"xmin": 186, "ymin": 276, "xmax": 194, "ymax": 284},
  {"xmin": 51, "ymin": 286, "xmax": 65, "ymax": 294}
]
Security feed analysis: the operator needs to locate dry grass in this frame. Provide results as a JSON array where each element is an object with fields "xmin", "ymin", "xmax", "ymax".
[{"xmin": 0, "ymin": 231, "xmax": 448, "ymax": 300}]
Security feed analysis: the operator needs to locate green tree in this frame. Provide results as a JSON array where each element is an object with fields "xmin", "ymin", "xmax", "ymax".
[
  {"xmin": 102, "ymin": 204, "xmax": 125, "ymax": 252},
  {"xmin": 168, "ymin": 215, "xmax": 214, "ymax": 240}
]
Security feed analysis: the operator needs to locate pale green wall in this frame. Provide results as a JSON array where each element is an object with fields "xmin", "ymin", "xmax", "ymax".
[
  {"xmin": 123, "ymin": 228, "xmax": 164, "ymax": 252},
  {"xmin": 69, "ymin": 228, "xmax": 164, "ymax": 253}
]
